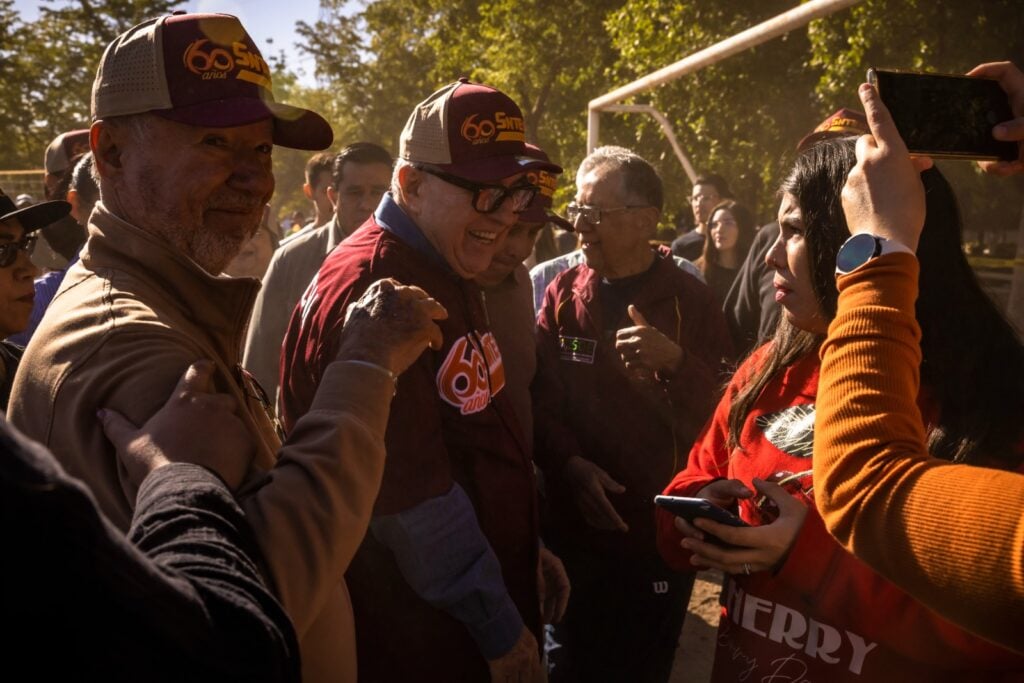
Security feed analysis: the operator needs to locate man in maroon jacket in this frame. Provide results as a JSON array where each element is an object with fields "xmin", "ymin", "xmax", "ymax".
[
  {"xmin": 279, "ymin": 79, "xmax": 563, "ymax": 683},
  {"xmin": 533, "ymin": 145, "xmax": 734, "ymax": 683}
]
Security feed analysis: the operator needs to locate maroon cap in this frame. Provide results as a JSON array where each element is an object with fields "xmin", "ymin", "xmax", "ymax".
[
  {"xmin": 517, "ymin": 143, "xmax": 573, "ymax": 231},
  {"xmin": 92, "ymin": 13, "xmax": 332, "ymax": 151},
  {"xmin": 400, "ymin": 79, "xmax": 559, "ymax": 182},
  {"xmin": 796, "ymin": 107, "xmax": 868, "ymax": 152}
]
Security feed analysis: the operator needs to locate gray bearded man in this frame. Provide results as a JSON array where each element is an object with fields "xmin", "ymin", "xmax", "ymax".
[{"xmin": 9, "ymin": 12, "xmax": 445, "ymax": 683}]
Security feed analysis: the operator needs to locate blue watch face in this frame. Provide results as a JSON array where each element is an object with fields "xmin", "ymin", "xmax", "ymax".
[{"xmin": 837, "ymin": 233, "xmax": 880, "ymax": 273}]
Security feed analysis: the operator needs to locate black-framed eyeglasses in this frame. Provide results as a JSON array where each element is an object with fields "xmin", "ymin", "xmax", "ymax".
[
  {"xmin": 0, "ymin": 234, "xmax": 37, "ymax": 268},
  {"xmin": 566, "ymin": 202, "xmax": 649, "ymax": 225},
  {"xmin": 416, "ymin": 165, "xmax": 539, "ymax": 214}
]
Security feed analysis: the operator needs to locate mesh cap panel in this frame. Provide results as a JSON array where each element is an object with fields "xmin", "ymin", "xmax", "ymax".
[
  {"xmin": 399, "ymin": 82, "xmax": 456, "ymax": 165},
  {"xmin": 92, "ymin": 17, "xmax": 172, "ymax": 120}
]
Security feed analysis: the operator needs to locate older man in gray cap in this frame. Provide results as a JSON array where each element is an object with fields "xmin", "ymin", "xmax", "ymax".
[{"xmin": 9, "ymin": 12, "xmax": 445, "ymax": 683}]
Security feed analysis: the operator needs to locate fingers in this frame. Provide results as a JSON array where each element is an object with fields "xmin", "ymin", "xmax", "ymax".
[
  {"xmin": 581, "ymin": 487, "xmax": 628, "ymax": 532},
  {"xmin": 176, "ymin": 359, "xmax": 215, "ymax": 396},
  {"xmin": 97, "ymin": 408, "xmax": 138, "ymax": 449},
  {"xmin": 627, "ymin": 304, "xmax": 649, "ymax": 327},
  {"xmin": 858, "ymin": 82, "xmax": 908, "ymax": 156},
  {"xmin": 752, "ymin": 477, "xmax": 806, "ymax": 517},
  {"xmin": 967, "ymin": 61, "xmax": 1024, "ymax": 107},
  {"xmin": 594, "ymin": 466, "xmax": 626, "ymax": 495},
  {"xmin": 673, "ymin": 515, "xmax": 704, "ymax": 541},
  {"xmin": 698, "ymin": 478, "xmax": 753, "ymax": 505}
]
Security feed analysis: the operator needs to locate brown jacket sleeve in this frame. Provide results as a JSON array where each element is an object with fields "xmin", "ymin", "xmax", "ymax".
[{"xmin": 814, "ymin": 252, "xmax": 1024, "ymax": 654}]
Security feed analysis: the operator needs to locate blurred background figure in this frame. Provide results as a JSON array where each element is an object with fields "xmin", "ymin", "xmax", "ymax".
[
  {"xmin": 298, "ymin": 151, "xmax": 337, "ymax": 234},
  {"xmin": 670, "ymin": 173, "xmax": 732, "ymax": 262},
  {"xmin": 37, "ymin": 129, "xmax": 90, "ymax": 272},
  {"xmin": 695, "ymin": 199, "xmax": 756, "ymax": 305},
  {"xmin": 223, "ymin": 207, "xmax": 280, "ymax": 280}
]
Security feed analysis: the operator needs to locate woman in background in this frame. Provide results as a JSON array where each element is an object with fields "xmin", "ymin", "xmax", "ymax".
[{"xmin": 695, "ymin": 199, "xmax": 756, "ymax": 304}]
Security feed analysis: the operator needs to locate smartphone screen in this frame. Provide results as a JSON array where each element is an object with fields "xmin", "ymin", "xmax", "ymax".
[{"xmin": 869, "ymin": 68, "xmax": 1016, "ymax": 161}]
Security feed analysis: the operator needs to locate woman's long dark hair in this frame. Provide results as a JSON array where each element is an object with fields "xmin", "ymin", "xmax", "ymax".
[
  {"xmin": 699, "ymin": 199, "xmax": 756, "ymax": 270},
  {"xmin": 727, "ymin": 136, "xmax": 1024, "ymax": 468}
]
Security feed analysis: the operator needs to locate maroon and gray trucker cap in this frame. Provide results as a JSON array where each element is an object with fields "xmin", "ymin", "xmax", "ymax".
[
  {"xmin": 44, "ymin": 130, "xmax": 90, "ymax": 175},
  {"xmin": 91, "ymin": 12, "xmax": 332, "ymax": 151},
  {"xmin": 518, "ymin": 143, "xmax": 572, "ymax": 231},
  {"xmin": 399, "ymin": 78, "xmax": 560, "ymax": 182}
]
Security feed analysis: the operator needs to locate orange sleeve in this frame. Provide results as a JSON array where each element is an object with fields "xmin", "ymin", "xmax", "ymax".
[{"xmin": 813, "ymin": 251, "xmax": 1024, "ymax": 654}]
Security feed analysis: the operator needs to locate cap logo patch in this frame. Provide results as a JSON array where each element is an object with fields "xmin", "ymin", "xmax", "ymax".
[
  {"xmin": 527, "ymin": 169, "xmax": 557, "ymax": 198},
  {"xmin": 460, "ymin": 112, "xmax": 525, "ymax": 145},
  {"xmin": 183, "ymin": 38, "xmax": 272, "ymax": 89}
]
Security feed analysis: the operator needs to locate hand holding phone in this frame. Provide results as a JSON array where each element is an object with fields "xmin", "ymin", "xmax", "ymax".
[
  {"xmin": 868, "ymin": 68, "xmax": 1016, "ymax": 161},
  {"xmin": 654, "ymin": 495, "xmax": 749, "ymax": 548},
  {"xmin": 966, "ymin": 61, "xmax": 1024, "ymax": 175}
]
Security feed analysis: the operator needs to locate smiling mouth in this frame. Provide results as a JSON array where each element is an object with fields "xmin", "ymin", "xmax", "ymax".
[{"xmin": 468, "ymin": 229, "xmax": 498, "ymax": 245}]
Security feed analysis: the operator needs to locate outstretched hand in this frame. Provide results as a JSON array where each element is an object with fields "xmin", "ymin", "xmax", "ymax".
[
  {"xmin": 841, "ymin": 82, "xmax": 933, "ymax": 252},
  {"xmin": 337, "ymin": 278, "xmax": 448, "ymax": 375},
  {"xmin": 100, "ymin": 360, "xmax": 256, "ymax": 500}
]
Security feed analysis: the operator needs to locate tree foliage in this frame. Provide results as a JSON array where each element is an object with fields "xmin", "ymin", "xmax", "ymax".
[
  {"xmin": 1, "ymin": 0, "xmax": 183, "ymax": 169},
  {"xmin": 5, "ymin": 0, "xmax": 1022, "ymax": 242}
]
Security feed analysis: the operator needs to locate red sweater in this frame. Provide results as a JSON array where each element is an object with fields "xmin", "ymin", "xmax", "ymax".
[{"xmin": 658, "ymin": 345, "xmax": 1024, "ymax": 681}]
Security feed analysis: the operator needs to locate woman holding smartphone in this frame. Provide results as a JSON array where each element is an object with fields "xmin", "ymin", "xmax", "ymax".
[{"xmin": 656, "ymin": 136, "xmax": 1024, "ymax": 681}]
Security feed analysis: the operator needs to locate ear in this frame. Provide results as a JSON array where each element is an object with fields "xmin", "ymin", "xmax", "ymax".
[
  {"xmin": 636, "ymin": 206, "xmax": 660, "ymax": 240},
  {"xmin": 302, "ymin": 182, "xmax": 314, "ymax": 201},
  {"xmin": 396, "ymin": 164, "xmax": 426, "ymax": 215},
  {"xmin": 326, "ymin": 184, "xmax": 338, "ymax": 209},
  {"xmin": 67, "ymin": 189, "xmax": 82, "ymax": 222},
  {"xmin": 91, "ymin": 121, "xmax": 124, "ymax": 181}
]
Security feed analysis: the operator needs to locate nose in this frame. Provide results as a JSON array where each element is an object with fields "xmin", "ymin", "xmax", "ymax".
[
  {"xmin": 489, "ymin": 194, "xmax": 520, "ymax": 229},
  {"xmin": 230, "ymin": 149, "xmax": 275, "ymax": 200},
  {"xmin": 765, "ymin": 231, "xmax": 785, "ymax": 271},
  {"xmin": 17, "ymin": 248, "xmax": 41, "ymax": 280},
  {"xmin": 572, "ymin": 212, "xmax": 594, "ymax": 234}
]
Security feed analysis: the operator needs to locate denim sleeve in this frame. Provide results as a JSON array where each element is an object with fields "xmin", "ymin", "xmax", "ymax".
[{"xmin": 370, "ymin": 483, "xmax": 524, "ymax": 659}]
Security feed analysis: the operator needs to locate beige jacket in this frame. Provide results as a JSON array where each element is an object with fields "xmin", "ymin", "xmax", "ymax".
[
  {"xmin": 243, "ymin": 215, "xmax": 344, "ymax": 405},
  {"xmin": 9, "ymin": 205, "xmax": 391, "ymax": 683}
]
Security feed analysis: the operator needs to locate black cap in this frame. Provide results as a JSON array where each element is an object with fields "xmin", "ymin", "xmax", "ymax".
[{"xmin": 0, "ymin": 186, "xmax": 70, "ymax": 232}]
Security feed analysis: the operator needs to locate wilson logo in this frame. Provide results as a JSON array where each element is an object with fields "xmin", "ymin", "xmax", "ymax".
[
  {"xmin": 437, "ymin": 332, "xmax": 506, "ymax": 415},
  {"xmin": 183, "ymin": 39, "xmax": 272, "ymax": 88},
  {"xmin": 460, "ymin": 111, "xmax": 525, "ymax": 145}
]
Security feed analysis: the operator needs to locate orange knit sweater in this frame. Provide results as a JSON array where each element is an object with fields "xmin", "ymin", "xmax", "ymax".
[{"xmin": 814, "ymin": 251, "xmax": 1024, "ymax": 654}]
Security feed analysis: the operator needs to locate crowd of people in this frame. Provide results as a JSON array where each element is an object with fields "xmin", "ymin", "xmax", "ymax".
[{"xmin": 4, "ymin": 9, "xmax": 1023, "ymax": 683}]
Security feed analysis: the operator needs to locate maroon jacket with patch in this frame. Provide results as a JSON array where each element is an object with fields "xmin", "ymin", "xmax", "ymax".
[
  {"xmin": 279, "ymin": 213, "xmax": 540, "ymax": 680},
  {"xmin": 533, "ymin": 252, "xmax": 733, "ymax": 557}
]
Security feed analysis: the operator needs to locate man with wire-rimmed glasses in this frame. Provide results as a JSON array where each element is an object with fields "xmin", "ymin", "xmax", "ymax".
[
  {"xmin": 280, "ymin": 79, "xmax": 561, "ymax": 683},
  {"xmin": 532, "ymin": 145, "xmax": 733, "ymax": 683}
]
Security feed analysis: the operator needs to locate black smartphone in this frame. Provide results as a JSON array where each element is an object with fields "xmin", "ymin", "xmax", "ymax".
[
  {"xmin": 654, "ymin": 495, "xmax": 749, "ymax": 547},
  {"xmin": 867, "ymin": 68, "xmax": 1016, "ymax": 161}
]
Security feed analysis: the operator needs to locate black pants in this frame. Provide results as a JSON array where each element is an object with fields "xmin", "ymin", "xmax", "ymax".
[{"xmin": 546, "ymin": 542, "xmax": 695, "ymax": 683}]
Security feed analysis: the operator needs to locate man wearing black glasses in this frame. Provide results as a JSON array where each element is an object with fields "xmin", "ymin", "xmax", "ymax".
[
  {"xmin": 279, "ymin": 79, "xmax": 559, "ymax": 683},
  {"xmin": 532, "ymin": 146, "xmax": 733, "ymax": 682}
]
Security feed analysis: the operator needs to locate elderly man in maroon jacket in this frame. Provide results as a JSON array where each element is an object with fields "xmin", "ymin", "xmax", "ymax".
[
  {"xmin": 533, "ymin": 145, "xmax": 733, "ymax": 683},
  {"xmin": 280, "ymin": 80, "xmax": 566, "ymax": 683}
]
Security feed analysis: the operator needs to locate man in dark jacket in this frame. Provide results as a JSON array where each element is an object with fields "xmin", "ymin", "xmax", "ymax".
[{"xmin": 534, "ymin": 145, "xmax": 734, "ymax": 683}]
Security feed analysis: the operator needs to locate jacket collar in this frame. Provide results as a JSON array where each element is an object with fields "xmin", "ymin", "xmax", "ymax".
[
  {"xmin": 83, "ymin": 204, "xmax": 260, "ymax": 347},
  {"xmin": 572, "ymin": 249, "xmax": 675, "ymax": 307},
  {"xmin": 374, "ymin": 193, "xmax": 452, "ymax": 274}
]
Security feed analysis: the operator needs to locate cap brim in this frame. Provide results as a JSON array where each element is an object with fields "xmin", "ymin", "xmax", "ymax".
[
  {"xmin": 0, "ymin": 200, "xmax": 70, "ymax": 232},
  {"xmin": 519, "ymin": 204, "xmax": 574, "ymax": 232},
  {"xmin": 156, "ymin": 98, "xmax": 334, "ymax": 151},
  {"xmin": 438, "ymin": 154, "xmax": 562, "ymax": 183}
]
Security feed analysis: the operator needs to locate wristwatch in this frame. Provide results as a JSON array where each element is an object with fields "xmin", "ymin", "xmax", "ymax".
[{"xmin": 835, "ymin": 233, "xmax": 913, "ymax": 275}]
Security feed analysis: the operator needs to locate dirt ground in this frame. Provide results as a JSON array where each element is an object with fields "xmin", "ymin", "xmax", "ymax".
[{"xmin": 669, "ymin": 569, "xmax": 723, "ymax": 683}]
